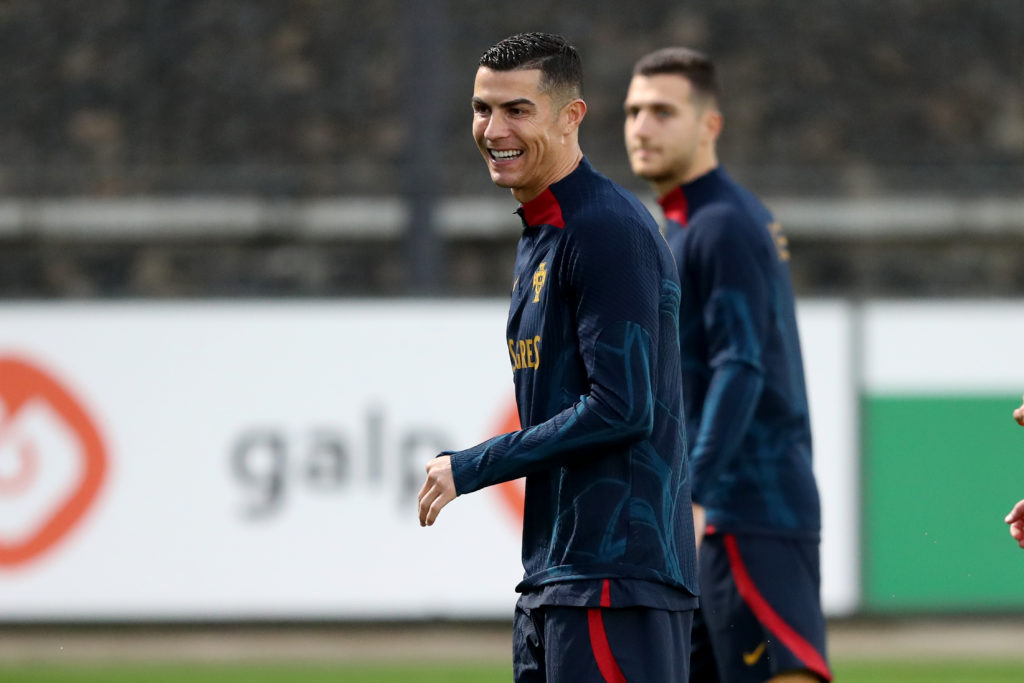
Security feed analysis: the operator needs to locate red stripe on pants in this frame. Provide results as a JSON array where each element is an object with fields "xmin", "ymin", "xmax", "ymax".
[
  {"xmin": 587, "ymin": 607, "xmax": 627, "ymax": 683},
  {"xmin": 724, "ymin": 534, "xmax": 832, "ymax": 681}
]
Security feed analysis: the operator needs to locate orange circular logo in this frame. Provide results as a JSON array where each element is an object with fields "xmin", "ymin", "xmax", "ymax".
[{"xmin": 0, "ymin": 356, "xmax": 107, "ymax": 567}]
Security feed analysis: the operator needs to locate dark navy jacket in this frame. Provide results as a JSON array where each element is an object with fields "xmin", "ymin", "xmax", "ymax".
[
  {"xmin": 659, "ymin": 166, "xmax": 821, "ymax": 539},
  {"xmin": 449, "ymin": 158, "xmax": 699, "ymax": 610}
]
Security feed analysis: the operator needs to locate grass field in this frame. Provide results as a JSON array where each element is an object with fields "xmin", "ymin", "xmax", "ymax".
[
  {"xmin": 2, "ymin": 660, "xmax": 1024, "ymax": 682},
  {"xmin": 3, "ymin": 620, "xmax": 1024, "ymax": 681}
]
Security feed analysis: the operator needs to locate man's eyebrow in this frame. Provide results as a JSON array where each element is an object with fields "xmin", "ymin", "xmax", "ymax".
[
  {"xmin": 625, "ymin": 98, "xmax": 676, "ymax": 109},
  {"xmin": 499, "ymin": 97, "xmax": 535, "ymax": 108},
  {"xmin": 471, "ymin": 96, "xmax": 536, "ymax": 109}
]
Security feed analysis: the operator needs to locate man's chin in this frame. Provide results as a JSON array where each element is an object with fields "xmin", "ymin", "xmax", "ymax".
[
  {"xmin": 631, "ymin": 165, "xmax": 668, "ymax": 183},
  {"xmin": 489, "ymin": 170, "xmax": 516, "ymax": 189}
]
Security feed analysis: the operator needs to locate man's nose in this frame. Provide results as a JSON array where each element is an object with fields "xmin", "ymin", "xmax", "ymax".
[
  {"xmin": 630, "ymin": 110, "xmax": 654, "ymax": 136},
  {"xmin": 484, "ymin": 112, "xmax": 509, "ymax": 140}
]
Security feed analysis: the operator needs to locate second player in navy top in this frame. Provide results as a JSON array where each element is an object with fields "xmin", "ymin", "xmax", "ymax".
[
  {"xmin": 658, "ymin": 167, "xmax": 820, "ymax": 539},
  {"xmin": 625, "ymin": 46, "xmax": 831, "ymax": 682}
]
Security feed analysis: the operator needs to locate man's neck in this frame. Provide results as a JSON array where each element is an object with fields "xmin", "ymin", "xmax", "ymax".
[
  {"xmin": 653, "ymin": 152, "xmax": 718, "ymax": 200},
  {"xmin": 512, "ymin": 149, "xmax": 584, "ymax": 204}
]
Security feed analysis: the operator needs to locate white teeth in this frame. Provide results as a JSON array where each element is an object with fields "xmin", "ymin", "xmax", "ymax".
[{"xmin": 490, "ymin": 149, "xmax": 522, "ymax": 159}]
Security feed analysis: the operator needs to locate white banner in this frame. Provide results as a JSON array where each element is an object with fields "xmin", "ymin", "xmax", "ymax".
[
  {"xmin": 863, "ymin": 301, "xmax": 1024, "ymax": 392},
  {"xmin": 798, "ymin": 301, "xmax": 858, "ymax": 615},
  {"xmin": 0, "ymin": 300, "xmax": 856, "ymax": 619}
]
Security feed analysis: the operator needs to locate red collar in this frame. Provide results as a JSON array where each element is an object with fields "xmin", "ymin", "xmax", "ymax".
[
  {"xmin": 519, "ymin": 188, "xmax": 566, "ymax": 229},
  {"xmin": 658, "ymin": 185, "xmax": 688, "ymax": 226}
]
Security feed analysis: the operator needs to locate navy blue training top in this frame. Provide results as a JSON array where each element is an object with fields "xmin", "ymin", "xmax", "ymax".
[
  {"xmin": 659, "ymin": 166, "xmax": 821, "ymax": 539},
  {"xmin": 449, "ymin": 157, "xmax": 699, "ymax": 610}
]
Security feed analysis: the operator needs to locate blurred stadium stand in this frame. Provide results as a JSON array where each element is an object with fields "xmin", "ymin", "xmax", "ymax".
[{"xmin": 0, "ymin": 0, "xmax": 1021, "ymax": 298}]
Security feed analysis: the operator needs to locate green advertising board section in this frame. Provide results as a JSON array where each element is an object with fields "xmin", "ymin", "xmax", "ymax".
[{"xmin": 863, "ymin": 395, "xmax": 1024, "ymax": 612}]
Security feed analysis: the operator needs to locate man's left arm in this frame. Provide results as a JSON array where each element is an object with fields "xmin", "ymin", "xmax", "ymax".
[
  {"xmin": 687, "ymin": 208, "xmax": 771, "ymax": 509},
  {"xmin": 418, "ymin": 213, "xmax": 667, "ymax": 523}
]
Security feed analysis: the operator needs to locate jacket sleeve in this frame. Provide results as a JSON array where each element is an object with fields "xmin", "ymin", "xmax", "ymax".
[
  {"xmin": 687, "ymin": 206, "xmax": 771, "ymax": 506},
  {"xmin": 450, "ymin": 214, "xmax": 664, "ymax": 495}
]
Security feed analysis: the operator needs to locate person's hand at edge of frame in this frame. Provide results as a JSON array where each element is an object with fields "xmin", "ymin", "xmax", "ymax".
[
  {"xmin": 1005, "ymin": 499, "xmax": 1024, "ymax": 549},
  {"xmin": 1014, "ymin": 394, "xmax": 1024, "ymax": 426},
  {"xmin": 418, "ymin": 455, "xmax": 456, "ymax": 527}
]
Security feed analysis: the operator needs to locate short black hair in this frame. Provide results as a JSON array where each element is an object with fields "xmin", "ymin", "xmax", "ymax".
[
  {"xmin": 632, "ymin": 47, "xmax": 719, "ymax": 104},
  {"xmin": 479, "ymin": 32, "xmax": 583, "ymax": 101}
]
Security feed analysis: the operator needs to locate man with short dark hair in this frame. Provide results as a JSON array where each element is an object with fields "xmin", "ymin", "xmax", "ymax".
[
  {"xmin": 418, "ymin": 33, "xmax": 699, "ymax": 682},
  {"xmin": 624, "ymin": 47, "xmax": 831, "ymax": 683}
]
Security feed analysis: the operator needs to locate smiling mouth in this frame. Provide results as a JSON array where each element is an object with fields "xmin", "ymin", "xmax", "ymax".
[{"xmin": 489, "ymin": 149, "xmax": 523, "ymax": 161}]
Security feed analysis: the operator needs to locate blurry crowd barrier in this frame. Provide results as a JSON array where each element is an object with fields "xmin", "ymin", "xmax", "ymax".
[{"xmin": 1, "ymin": 195, "xmax": 1023, "ymax": 298}]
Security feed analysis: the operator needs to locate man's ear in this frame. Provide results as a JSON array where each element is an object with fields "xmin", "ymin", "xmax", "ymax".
[
  {"xmin": 702, "ymin": 108, "xmax": 723, "ymax": 143},
  {"xmin": 563, "ymin": 98, "xmax": 587, "ymax": 133}
]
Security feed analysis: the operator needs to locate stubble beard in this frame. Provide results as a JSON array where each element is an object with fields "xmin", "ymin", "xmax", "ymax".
[
  {"xmin": 637, "ymin": 149, "xmax": 698, "ymax": 188},
  {"xmin": 633, "ymin": 161, "xmax": 678, "ymax": 187}
]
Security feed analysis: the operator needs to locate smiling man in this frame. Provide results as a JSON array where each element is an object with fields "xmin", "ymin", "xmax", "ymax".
[
  {"xmin": 417, "ymin": 33, "xmax": 699, "ymax": 682},
  {"xmin": 625, "ymin": 47, "xmax": 830, "ymax": 683}
]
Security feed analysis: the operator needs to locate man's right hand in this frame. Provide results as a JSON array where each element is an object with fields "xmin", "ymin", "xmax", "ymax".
[
  {"xmin": 418, "ymin": 456, "xmax": 457, "ymax": 527},
  {"xmin": 1014, "ymin": 394, "xmax": 1024, "ymax": 426}
]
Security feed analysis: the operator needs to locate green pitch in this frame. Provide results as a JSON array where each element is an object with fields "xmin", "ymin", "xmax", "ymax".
[
  {"xmin": 1, "ymin": 660, "xmax": 1024, "ymax": 682},
  {"xmin": 0, "ymin": 664, "xmax": 500, "ymax": 683}
]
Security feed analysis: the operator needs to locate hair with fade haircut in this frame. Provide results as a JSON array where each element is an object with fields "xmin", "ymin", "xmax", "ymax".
[
  {"xmin": 479, "ymin": 32, "xmax": 583, "ymax": 102},
  {"xmin": 632, "ymin": 47, "xmax": 719, "ymax": 106}
]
